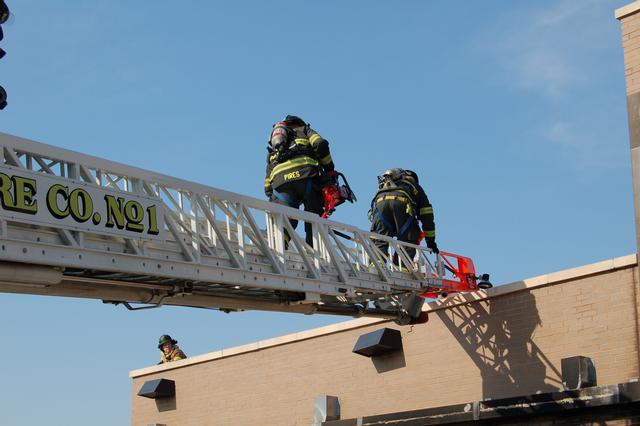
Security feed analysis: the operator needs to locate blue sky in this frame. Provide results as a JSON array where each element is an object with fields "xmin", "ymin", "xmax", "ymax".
[{"xmin": 0, "ymin": 1, "xmax": 635, "ymax": 424}]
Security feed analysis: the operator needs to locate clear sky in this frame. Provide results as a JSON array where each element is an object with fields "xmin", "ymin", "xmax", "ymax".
[{"xmin": 0, "ymin": 1, "xmax": 635, "ymax": 424}]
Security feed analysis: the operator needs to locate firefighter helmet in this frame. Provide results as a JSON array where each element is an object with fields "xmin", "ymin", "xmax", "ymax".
[
  {"xmin": 283, "ymin": 115, "xmax": 306, "ymax": 127},
  {"xmin": 158, "ymin": 334, "xmax": 177, "ymax": 349},
  {"xmin": 404, "ymin": 169, "xmax": 419, "ymax": 184}
]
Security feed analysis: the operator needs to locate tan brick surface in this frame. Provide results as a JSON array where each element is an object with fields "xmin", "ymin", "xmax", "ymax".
[
  {"xmin": 620, "ymin": 9, "xmax": 640, "ymax": 95},
  {"xmin": 131, "ymin": 260, "xmax": 640, "ymax": 426}
]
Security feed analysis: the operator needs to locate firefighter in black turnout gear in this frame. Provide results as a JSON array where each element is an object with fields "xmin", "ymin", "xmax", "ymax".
[
  {"xmin": 265, "ymin": 115, "xmax": 336, "ymax": 246},
  {"xmin": 369, "ymin": 169, "xmax": 438, "ymax": 262}
]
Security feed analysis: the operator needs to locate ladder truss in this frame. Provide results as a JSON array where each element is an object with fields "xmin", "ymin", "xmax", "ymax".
[{"xmin": 0, "ymin": 132, "xmax": 472, "ymax": 323}]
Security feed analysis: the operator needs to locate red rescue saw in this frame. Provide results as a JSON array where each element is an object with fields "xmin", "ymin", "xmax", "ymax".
[{"xmin": 321, "ymin": 171, "xmax": 357, "ymax": 219}]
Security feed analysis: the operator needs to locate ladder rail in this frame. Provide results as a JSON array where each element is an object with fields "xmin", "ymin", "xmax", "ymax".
[{"xmin": 0, "ymin": 132, "xmax": 445, "ymax": 314}]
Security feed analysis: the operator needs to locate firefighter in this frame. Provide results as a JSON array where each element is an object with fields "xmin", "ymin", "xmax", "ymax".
[
  {"xmin": 264, "ymin": 115, "xmax": 336, "ymax": 246},
  {"xmin": 158, "ymin": 334, "xmax": 187, "ymax": 364},
  {"xmin": 369, "ymin": 168, "xmax": 438, "ymax": 265}
]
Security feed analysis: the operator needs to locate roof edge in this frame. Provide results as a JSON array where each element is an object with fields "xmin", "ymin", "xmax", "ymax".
[
  {"xmin": 425, "ymin": 253, "xmax": 637, "ymax": 312},
  {"xmin": 616, "ymin": 1, "xmax": 640, "ymax": 20}
]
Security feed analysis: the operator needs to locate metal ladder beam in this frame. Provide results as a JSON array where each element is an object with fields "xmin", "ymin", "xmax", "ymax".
[{"xmin": 0, "ymin": 132, "xmax": 444, "ymax": 322}]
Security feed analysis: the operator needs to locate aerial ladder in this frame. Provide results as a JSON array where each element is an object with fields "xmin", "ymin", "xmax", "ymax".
[{"xmin": 0, "ymin": 132, "xmax": 491, "ymax": 325}]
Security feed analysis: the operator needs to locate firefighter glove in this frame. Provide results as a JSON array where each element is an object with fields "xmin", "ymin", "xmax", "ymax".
[{"xmin": 426, "ymin": 238, "xmax": 439, "ymax": 254}]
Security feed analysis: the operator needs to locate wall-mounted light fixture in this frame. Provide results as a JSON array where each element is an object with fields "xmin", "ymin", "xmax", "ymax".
[
  {"xmin": 352, "ymin": 328, "xmax": 402, "ymax": 357},
  {"xmin": 137, "ymin": 379, "xmax": 175, "ymax": 399}
]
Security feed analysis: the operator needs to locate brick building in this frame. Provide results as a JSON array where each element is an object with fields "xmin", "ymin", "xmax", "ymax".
[{"xmin": 130, "ymin": 254, "xmax": 640, "ymax": 425}]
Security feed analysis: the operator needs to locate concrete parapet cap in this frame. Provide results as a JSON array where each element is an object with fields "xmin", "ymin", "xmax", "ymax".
[
  {"xmin": 426, "ymin": 253, "xmax": 637, "ymax": 312},
  {"xmin": 130, "ymin": 253, "xmax": 636, "ymax": 378},
  {"xmin": 616, "ymin": 1, "xmax": 640, "ymax": 20}
]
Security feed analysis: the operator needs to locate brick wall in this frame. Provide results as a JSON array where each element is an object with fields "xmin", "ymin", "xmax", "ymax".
[
  {"xmin": 620, "ymin": 3, "xmax": 640, "ymax": 95},
  {"xmin": 131, "ymin": 256, "xmax": 640, "ymax": 426},
  {"xmin": 618, "ymin": 1, "xmax": 640, "ymax": 252}
]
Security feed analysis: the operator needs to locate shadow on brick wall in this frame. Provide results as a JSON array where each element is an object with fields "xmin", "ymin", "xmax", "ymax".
[
  {"xmin": 156, "ymin": 396, "xmax": 176, "ymax": 412},
  {"xmin": 372, "ymin": 348, "xmax": 406, "ymax": 373},
  {"xmin": 436, "ymin": 288, "xmax": 563, "ymax": 400}
]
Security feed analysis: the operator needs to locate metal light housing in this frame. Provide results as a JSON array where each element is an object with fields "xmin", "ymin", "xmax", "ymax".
[{"xmin": 477, "ymin": 273, "xmax": 492, "ymax": 289}]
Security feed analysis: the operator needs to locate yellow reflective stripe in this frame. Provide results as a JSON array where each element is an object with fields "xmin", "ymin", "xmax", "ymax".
[
  {"xmin": 264, "ymin": 179, "xmax": 271, "ymax": 187},
  {"xmin": 395, "ymin": 189, "xmax": 414, "ymax": 200},
  {"xmin": 398, "ymin": 179, "xmax": 418, "ymax": 195},
  {"xmin": 269, "ymin": 157, "xmax": 318, "ymax": 180},
  {"xmin": 419, "ymin": 206, "xmax": 433, "ymax": 215},
  {"xmin": 423, "ymin": 230, "xmax": 435, "ymax": 238},
  {"xmin": 294, "ymin": 138, "xmax": 310, "ymax": 146},
  {"xmin": 319, "ymin": 153, "xmax": 333, "ymax": 165},
  {"xmin": 309, "ymin": 133, "xmax": 322, "ymax": 146},
  {"xmin": 376, "ymin": 195, "xmax": 410, "ymax": 204}
]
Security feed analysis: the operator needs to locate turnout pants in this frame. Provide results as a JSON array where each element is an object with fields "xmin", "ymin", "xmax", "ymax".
[
  {"xmin": 370, "ymin": 199, "xmax": 421, "ymax": 261},
  {"xmin": 272, "ymin": 178, "xmax": 324, "ymax": 246}
]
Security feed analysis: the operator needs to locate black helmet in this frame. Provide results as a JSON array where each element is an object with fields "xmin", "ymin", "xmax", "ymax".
[
  {"xmin": 404, "ymin": 169, "xmax": 419, "ymax": 184},
  {"xmin": 158, "ymin": 334, "xmax": 177, "ymax": 349},
  {"xmin": 283, "ymin": 115, "xmax": 306, "ymax": 127}
]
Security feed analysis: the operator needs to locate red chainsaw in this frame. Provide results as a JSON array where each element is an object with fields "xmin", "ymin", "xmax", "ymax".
[{"xmin": 321, "ymin": 171, "xmax": 357, "ymax": 219}]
